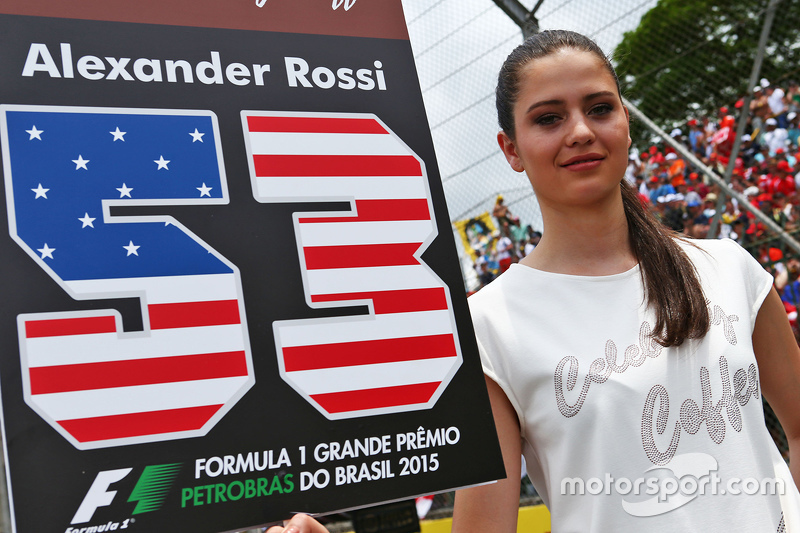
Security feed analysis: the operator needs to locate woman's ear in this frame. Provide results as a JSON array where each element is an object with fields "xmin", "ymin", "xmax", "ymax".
[
  {"xmin": 497, "ymin": 131, "xmax": 525, "ymax": 173},
  {"xmin": 623, "ymin": 106, "xmax": 632, "ymax": 149}
]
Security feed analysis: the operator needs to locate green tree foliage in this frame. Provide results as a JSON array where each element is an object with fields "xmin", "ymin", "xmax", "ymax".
[{"xmin": 613, "ymin": 0, "xmax": 800, "ymax": 140}]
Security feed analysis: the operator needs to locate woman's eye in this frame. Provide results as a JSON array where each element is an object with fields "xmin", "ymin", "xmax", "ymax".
[
  {"xmin": 590, "ymin": 103, "xmax": 613, "ymax": 115},
  {"xmin": 535, "ymin": 114, "xmax": 559, "ymax": 126}
]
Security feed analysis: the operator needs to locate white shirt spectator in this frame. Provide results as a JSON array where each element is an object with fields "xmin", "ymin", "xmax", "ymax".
[
  {"xmin": 763, "ymin": 127, "xmax": 789, "ymax": 155},
  {"xmin": 769, "ymin": 87, "xmax": 786, "ymax": 115}
]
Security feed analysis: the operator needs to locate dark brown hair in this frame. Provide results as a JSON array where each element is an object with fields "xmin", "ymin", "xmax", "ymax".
[{"xmin": 496, "ymin": 30, "xmax": 709, "ymax": 346}]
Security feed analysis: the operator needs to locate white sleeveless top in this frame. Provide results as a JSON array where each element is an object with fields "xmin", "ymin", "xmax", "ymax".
[{"xmin": 469, "ymin": 238, "xmax": 800, "ymax": 532}]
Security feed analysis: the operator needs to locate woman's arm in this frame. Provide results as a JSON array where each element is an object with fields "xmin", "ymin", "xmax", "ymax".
[
  {"xmin": 752, "ymin": 287, "xmax": 800, "ymax": 486},
  {"xmin": 451, "ymin": 376, "xmax": 522, "ymax": 533}
]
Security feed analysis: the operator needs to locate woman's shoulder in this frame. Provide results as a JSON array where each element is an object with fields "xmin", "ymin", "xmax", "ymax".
[
  {"xmin": 468, "ymin": 269, "xmax": 517, "ymax": 311},
  {"xmin": 676, "ymin": 237, "xmax": 771, "ymax": 299},
  {"xmin": 467, "ymin": 266, "xmax": 538, "ymax": 320},
  {"xmin": 674, "ymin": 235, "xmax": 750, "ymax": 265}
]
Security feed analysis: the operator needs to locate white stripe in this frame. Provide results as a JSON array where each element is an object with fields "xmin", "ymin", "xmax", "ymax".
[
  {"xmin": 247, "ymin": 131, "xmax": 409, "ymax": 156},
  {"xmin": 256, "ymin": 176, "xmax": 427, "ymax": 200},
  {"xmin": 306, "ymin": 264, "xmax": 441, "ymax": 294},
  {"xmin": 286, "ymin": 357, "xmax": 458, "ymax": 396},
  {"xmin": 64, "ymin": 273, "xmax": 239, "ymax": 304},
  {"xmin": 25, "ymin": 324, "xmax": 247, "ymax": 367},
  {"xmin": 31, "ymin": 376, "xmax": 249, "ymax": 420},
  {"xmin": 276, "ymin": 309, "xmax": 453, "ymax": 348},
  {"xmin": 298, "ymin": 220, "xmax": 434, "ymax": 247}
]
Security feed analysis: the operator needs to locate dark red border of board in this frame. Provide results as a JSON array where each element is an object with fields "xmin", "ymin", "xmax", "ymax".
[{"xmin": 0, "ymin": 0, "xmax": 409, "ymax": 40}]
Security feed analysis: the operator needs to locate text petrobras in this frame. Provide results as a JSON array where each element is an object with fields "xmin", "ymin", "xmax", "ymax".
[{"xmin": 20, "ymin": 43, "xmax": 389, "ymax": 91}]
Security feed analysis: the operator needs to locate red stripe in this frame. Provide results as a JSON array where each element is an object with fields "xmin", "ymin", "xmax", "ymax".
[
  {"xmin": 304, "ymin": 242, "xmax": 421, "ymax": 270},
  {"xmin": 299, "ymin": 199, "xmax": 430, "ymax": 223},
  {"xmin": 59, "ymin": 404, "xmax": 222, "ymax": 443},
  {"xmin": 311, "ymin": 287, "xmax": 449, "ymax": 314},
  {"xmin": 283, "ymin": 334, "xmax": 456, "ymax": 372},
  {"xmin": 247, "ymin": 116, "xmax": 387, "ymax": 134},
  {"xmin": 253, "ymin": 154, "xmax": 421, "ymax": 177},
  {"xmin": 25, "ymin": 316, "xmax": 116, "ymax": 338},
  {"xmin": 29, "ymin": 351, "xmax": 248, "ymax": 395},
  {"xmin": 148, "ymin": 300, "xmax": 240, "ymax": 329},
  {"xmin": 311, "ymin": 382, "xmax": 440, "ymax": 414}
]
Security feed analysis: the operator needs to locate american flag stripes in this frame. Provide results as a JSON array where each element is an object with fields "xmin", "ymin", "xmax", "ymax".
[
  {"xmin": 242, "ymin": 111, "xmax": 462, "ymax": 419},
  {"xmin": 2, "ymin": 105, "xmax": 254, "ymax": 449}
]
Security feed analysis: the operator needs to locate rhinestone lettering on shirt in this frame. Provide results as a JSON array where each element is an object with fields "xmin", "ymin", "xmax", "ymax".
[
  {"xmin": 641, "ymin": 355, "xmax": 759, "ymax": 465},
  {"xmin": 554, "ymin": 322, "xmax": 662, "ymax": 418}
]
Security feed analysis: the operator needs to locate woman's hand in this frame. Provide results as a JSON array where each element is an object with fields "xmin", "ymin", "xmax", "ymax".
[{"xmin": 265, "ymin": 514, "xmax": 329, "ymax": 533}]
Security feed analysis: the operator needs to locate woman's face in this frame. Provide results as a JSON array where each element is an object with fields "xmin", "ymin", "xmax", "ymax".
[{"xmin": 498, "ymin": 48, "xmax": 631, "ymax": 211}]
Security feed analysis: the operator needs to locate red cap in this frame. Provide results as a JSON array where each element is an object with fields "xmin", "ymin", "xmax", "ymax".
[
  {"xmin": 719, "ymin": 106, "xmax": 729, "ymax": 114},
  {"xmin": 769, "ymin": 247, "xmax": 784, "ymax": 262}
]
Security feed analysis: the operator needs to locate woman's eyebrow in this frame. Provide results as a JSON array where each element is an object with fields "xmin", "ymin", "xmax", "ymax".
[
  {"xmin": 524, "ymin": 91, "xmax": 617, "ymax": 114},
  {"xmin": 524, "ymin": 99, "xmax": 561, "ymax": 114},
  {"xmin": 585, "ymin": 90, "xmax": 616, "ymax": 100}
]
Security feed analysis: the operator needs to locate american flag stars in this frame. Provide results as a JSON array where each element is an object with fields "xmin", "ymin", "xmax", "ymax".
[
  {"xmin": 4, "ymin": 106, "xmax": 227, "ymax": 282},
  {"xmin": 37, "ymin": 243, "xmax": 55, "ymax": 259},
  {"xmin": 26, "ymin": 125, "xmax": 43, "ymax": 140},
  {"xmin": 189, "ymin": 128, "xmax": 204, "ymax": 142},
  {"xmin": 78, "ymin": 213, "xmax": 96, "ymax": 228},
  {"xmin": 123, "ymin": 240, "xmax": 140, "ymax": 256},
  {"xmin": 31, "ymin": 183, "xmax": 49, "ymax": 199},
  {"xmin": 110, "ymin": 127, "xmax": 126, "ymax": 141},
  {"xmin": 72, "ymin": 155, "xmax": 89, "ymax": 170},
  {"xmin": 154, "ymin": 155, "xmax": 170, "ymax": 170},
  {"xmin": 116, "ymin": 183, "xmax": 133, "ymax": 198}
]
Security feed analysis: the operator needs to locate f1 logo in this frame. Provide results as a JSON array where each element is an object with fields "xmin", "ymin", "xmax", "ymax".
[{"xmin": 71, "ymin": 469, "xmax": 132, "ymax": 524}]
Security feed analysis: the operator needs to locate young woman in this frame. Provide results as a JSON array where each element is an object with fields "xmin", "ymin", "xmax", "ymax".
[
  {"xmin": 267, "ymin": 30, "xmax": 800, "ymax": 533},
  {"xmin": 455, "ymin": 30, "xmax": 800, "ymax": 532}
]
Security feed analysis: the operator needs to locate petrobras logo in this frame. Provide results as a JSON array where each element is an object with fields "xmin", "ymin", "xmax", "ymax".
[{"xmin": 68, "ymin": 464, "xmax": 181, "ymax": 531}]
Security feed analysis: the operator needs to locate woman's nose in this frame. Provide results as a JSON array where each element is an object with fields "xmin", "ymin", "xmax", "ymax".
[{"xmin": 566, "ymin": 115, "xmax": 595, "ymax": 145}]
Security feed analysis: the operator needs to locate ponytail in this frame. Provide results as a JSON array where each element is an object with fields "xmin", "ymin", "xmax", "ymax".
[{"xmin": 620, "ymin": 180, "xmax": 709, "ymax": 346}]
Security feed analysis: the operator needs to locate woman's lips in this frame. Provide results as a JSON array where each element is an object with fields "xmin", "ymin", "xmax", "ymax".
[{"xmin": 562, "ymin": 155, "xmax": 604, "ymax": 171}]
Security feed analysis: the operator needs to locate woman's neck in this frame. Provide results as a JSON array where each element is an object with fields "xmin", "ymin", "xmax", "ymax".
[{"xmin": 520, "ymin": 194, "xmax": 637, "ymax": 276}]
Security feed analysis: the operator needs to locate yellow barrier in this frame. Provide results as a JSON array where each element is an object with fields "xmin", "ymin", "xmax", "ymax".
[{"xmin": 419, "ymin": 504, "xmax": 551, "ymax": 533}]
